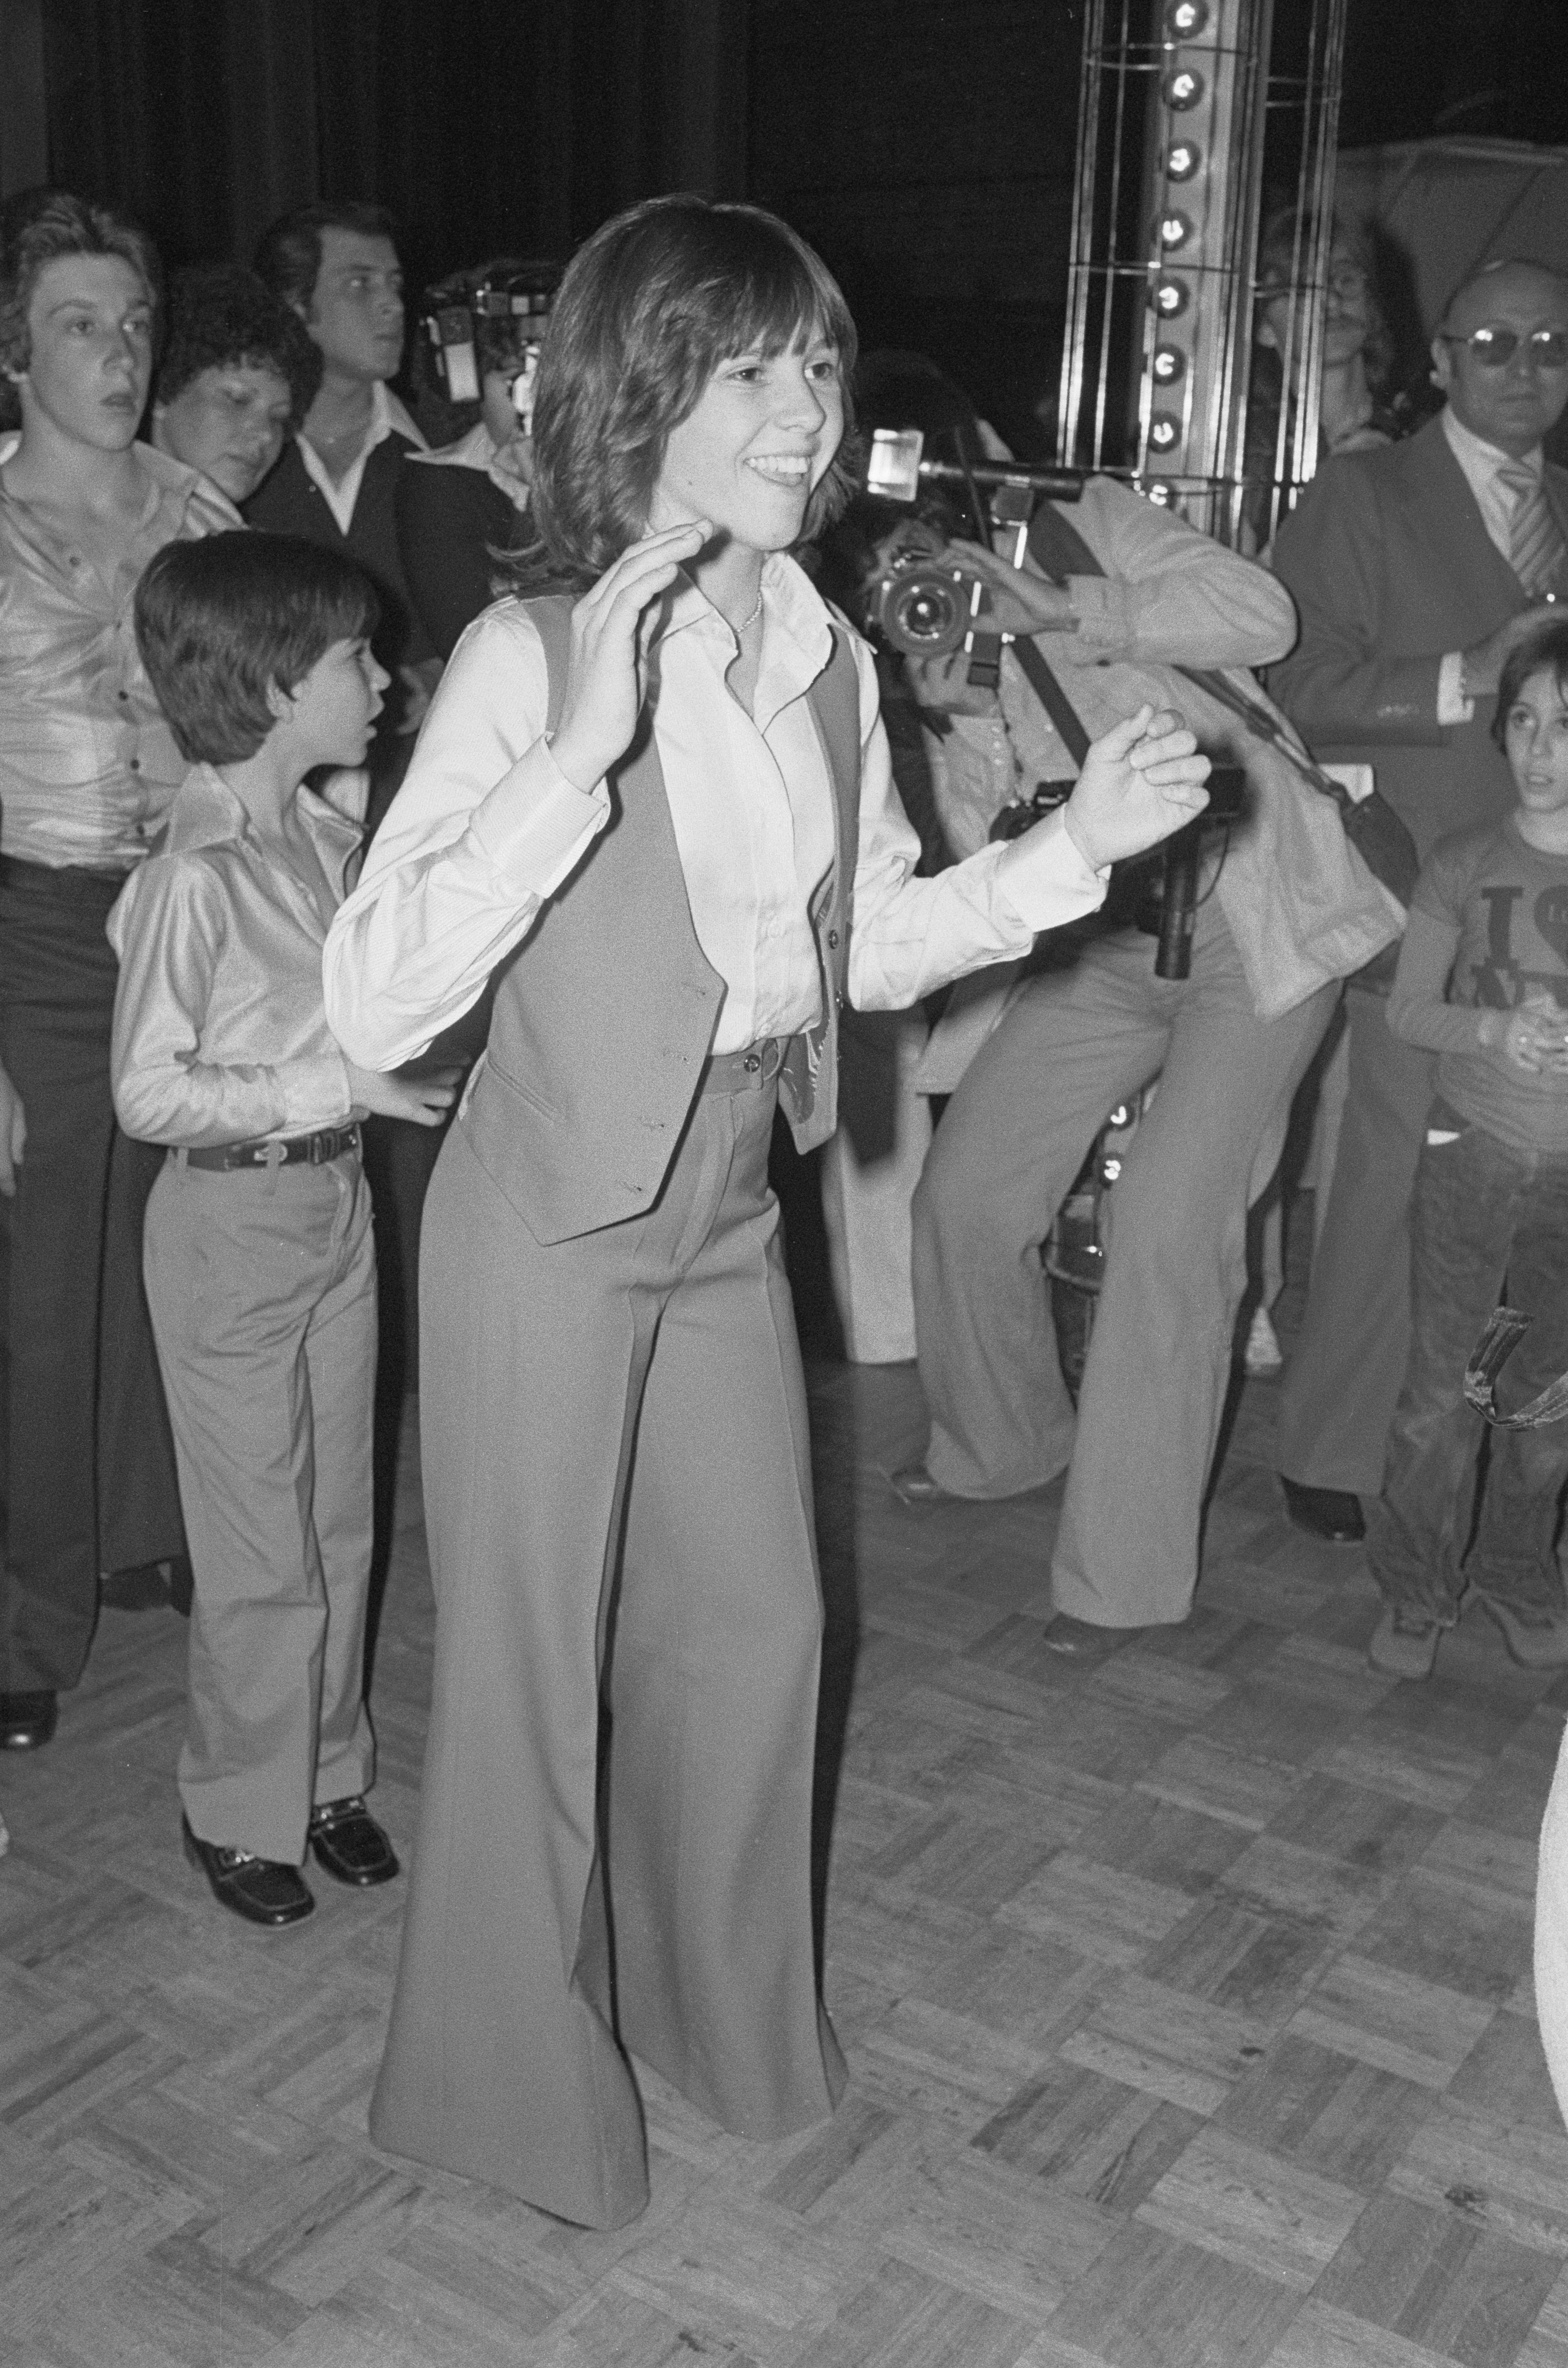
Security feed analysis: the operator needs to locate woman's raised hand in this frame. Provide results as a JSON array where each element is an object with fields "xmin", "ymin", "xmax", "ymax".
[
  {"xmin": 550, "ymin": 522, "xmax": 711, "ymax": 791},
  {"xmin": 1060, "ymin": 703, "xmax": 1211, "ymax": 871}
]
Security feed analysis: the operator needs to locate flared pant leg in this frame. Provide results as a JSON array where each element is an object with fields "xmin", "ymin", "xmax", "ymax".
[{"xmin": 371, "ymin": 1084, "xmax": 842, "ymax": 2228}]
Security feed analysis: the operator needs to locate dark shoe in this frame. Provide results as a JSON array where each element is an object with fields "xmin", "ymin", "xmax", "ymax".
[
  {"xmin": 308, "ymin": 1797, "xmax": 399, "ymax": 1887},
  {"xmin": 1368, "ymin": 1605, "xmax": 1442, "ymax": 1680},
  {"xmin": 0, "ymin": 1690, "xmax": 56, "ymax": 1750},
  {"xmin": 101, "ymin": 1560, "xmax": 171, "ymax": 1611},
  {"xmin": 181, "ymin": 1816, "xmax": 314, "ymax": 1927},
  {"xmin": 890, "ymin": 1462, "xmax": 960, "ymax": 1507},
  {"xmin": 100, "ymin": 1557, "xmax": 194, "ymax": 1615},
  {"xmin": 1476, "ymin": 1596, "xmax": 1568, "ymax": 1669},
  {"xmin": 1280, "ymin": 1476, "xmax": 1365, "ymax": 1543}
]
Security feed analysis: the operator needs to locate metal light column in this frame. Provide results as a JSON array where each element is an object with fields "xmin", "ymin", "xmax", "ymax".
[{"xmin": 1057, "ymin": 0, "xmax": 1351, "ymax": 546}]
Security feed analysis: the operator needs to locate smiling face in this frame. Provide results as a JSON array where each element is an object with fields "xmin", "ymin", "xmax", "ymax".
[
  {"xmin": 12, "ymin": 252, "xmax": 155, "ymax": 454},
  {"xmin": 648, "ymin": 327, "xmax": 845, "ymax": 559},
  {"xmin": 1432, "ymin": 264, "xmax": 1568, "ymax": 458},
  {"xmin": 276, "ymin": 635, "xmax": 388, "ymax": 769},
  {"xmin": 153, "ymin": 359, "xmax": 293, "ymax": 502},
  {"xmin": 304, "ymin": 229, "xmax": 405, "ymax": 386}
]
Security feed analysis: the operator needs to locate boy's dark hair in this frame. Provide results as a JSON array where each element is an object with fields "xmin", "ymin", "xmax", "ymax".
[
  {"xmin": 517, "ymin": 194, "xmax": 858, "ymax": 591},
  {"xmin": 1493, "ymin": 619, "xmax": 1568, "ymax": 750},
  {"xmin": 155, "ymin": 266, "xmax": 322, "ymax": 428},
  {"xmin": 254, "ymin": 200, "xmax": 399, "ymax": 317},
  {"xmin": 0, "ymin": 186, "xmax": 161, "ymax": 426},
  {"xmin": 135, "ymin": 531, "xmax": 380, "ymax": 765}
]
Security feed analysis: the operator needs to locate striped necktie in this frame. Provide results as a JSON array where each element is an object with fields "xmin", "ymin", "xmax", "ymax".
[{"xmin": 1497, "ymin": 459, "xmax": 1566, "ymax": 598}]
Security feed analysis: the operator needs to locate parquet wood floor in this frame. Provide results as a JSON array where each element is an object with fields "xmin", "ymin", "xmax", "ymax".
[{"xmin": 4, "ymin": 1198, "xmax": 1567, "ymax": 2367}]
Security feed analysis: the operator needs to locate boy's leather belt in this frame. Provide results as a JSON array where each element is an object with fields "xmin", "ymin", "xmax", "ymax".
[{"xmin": 180, "ymin": 1124, "xmax": 362, "ymax": 1171}]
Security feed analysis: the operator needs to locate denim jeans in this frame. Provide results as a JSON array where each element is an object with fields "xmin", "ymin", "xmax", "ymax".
[{"xmin": 1367, "ymin": 1116, "xmax": 1568, "ymax": 1623}]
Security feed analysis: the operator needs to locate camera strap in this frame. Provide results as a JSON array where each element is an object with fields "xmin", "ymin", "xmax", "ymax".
[
  {"xmin": 1021, "ymin": 497, "xmax": 1419, "ymax": 926},
  {"xmin": 1006, "ymin": 635, "xmax": 1092, "ymax": 768}
]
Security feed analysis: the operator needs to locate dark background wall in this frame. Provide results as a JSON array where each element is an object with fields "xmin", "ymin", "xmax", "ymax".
[{"xmin": 2, "ymin": 0, "xmax": 1565, "ymax": 456}]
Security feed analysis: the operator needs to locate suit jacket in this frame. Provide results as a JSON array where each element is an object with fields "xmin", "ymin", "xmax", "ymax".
[
  {"xmin": 245, "ymin": 431, "xmax": 435, "ymax": 677},
  {"xmin": 460, "ymin": 597, "xmax": 862, "ymax": 1247},
  {"xmin": 1267, "ymin": 413, "xmax": 1568, "ymax": 858}
]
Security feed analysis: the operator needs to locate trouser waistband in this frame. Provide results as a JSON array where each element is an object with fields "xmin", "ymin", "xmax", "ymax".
[
  {"xmin": 700, "ymin": 1038, "xmax": 784, "ymax": 1095},
  {"xmin": 0, "ymin": 853, "xmax": 133, "ymax": 904}
]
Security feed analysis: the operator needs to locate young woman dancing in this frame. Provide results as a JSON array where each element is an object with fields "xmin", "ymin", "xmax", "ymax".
[{"xmin": 324, "ymin": 193, "xmax": 1208, "ymax": 2228}]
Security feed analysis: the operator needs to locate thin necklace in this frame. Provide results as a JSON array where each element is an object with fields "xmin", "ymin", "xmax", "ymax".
[{"xmin": 734, "ymin": 586, "xmax": 764, "ymax": 634}]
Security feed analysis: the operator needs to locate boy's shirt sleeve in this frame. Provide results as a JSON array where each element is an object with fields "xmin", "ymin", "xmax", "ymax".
[
  {"xmin": 109, "ymin": 859, "xmax": 355, "ymax": 1149},
  {"xmin": 1386, "ymin": 836, "xmax": 1487, "ymax": 1055}
]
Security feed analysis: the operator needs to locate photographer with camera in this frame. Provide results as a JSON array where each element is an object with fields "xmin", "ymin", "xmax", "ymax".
[
  {"xmin": 877, "ymin": 356, "xmax": 1398, "ymax": 1632},
  {"xmin": 397, "ymin": 258, "xmax": 557, "ymax": 661}
]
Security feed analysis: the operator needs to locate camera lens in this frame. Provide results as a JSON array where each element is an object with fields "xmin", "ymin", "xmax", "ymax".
[{"xmin": 880, "ymin": 567, "xmax": 968, "ymax": 655}]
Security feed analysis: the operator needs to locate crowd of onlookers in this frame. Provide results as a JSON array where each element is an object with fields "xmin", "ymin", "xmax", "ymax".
[{"xmin": 2, "ymin": 178, "xmax": 1568, "ymax": 1935}]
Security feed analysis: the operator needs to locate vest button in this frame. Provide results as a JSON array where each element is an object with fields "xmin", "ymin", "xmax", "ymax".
[{"xmin": 827, "ymin": 929, "xmax": 839, "ymax": 949}]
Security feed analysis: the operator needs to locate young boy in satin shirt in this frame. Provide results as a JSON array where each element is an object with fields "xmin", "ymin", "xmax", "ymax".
[{"xmin": 109, "ymin": 531, "xmax": 455, "ymax": 1927}]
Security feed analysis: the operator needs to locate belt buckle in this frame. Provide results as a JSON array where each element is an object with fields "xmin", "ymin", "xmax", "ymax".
[{"xmin": 307, "ymin": 1131, "xmax": 330, "ymax": 1165}]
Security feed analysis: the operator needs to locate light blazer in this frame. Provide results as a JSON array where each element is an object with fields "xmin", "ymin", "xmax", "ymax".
[
  {"xmin": 460, "ymin": 595, "xmax": 861, "ymax": 1247},
  {"xmin": 1267, "ymin": 413, "xmax": 1568, "ymax": 857}
]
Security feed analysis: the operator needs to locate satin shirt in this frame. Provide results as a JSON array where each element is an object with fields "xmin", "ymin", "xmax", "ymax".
[
  {"xmin": 108, "ymin": 765, "xmax": 365, "ymax": 1149},
  {"xmin": 0, "ymin": 444, "xmax": 237, "ymax": 871}
]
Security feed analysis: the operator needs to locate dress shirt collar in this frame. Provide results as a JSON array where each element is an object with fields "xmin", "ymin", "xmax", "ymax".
[
  {"xmin": 160, "ymin": 762, "xmax": 365, "ymax": 888},
  {"xmin": 296, "ymin": 380, "xmax": 428, "ymax": 534},
  {"xmin": 0, "ymin": 434, "xmax": 239, "ymax": 530},
  {"xmin": 656, "ymin": 551, "xmax": 836, "ymax": 736},
  {"xmin": 1443, "ymin": 402, "xmax": 1543, "ymax": 488}
]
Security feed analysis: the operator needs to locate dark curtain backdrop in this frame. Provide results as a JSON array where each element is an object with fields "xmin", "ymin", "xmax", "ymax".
[{"xmin": 35, "ymin": 0, "xmax": 746, "ymax": 289}]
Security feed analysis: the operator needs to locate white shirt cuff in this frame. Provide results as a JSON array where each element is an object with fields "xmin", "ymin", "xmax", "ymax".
[
  {"xmin": 468, "ymin": 738, "xmax": 610, "ymax": 896},
  {"xmin": 990, "ymin": 804, "xmax": 1109, "ymax": 930},
  {"xmin": 1437, "ymin": 651, "xmax": 1474, "ymax": 727}
]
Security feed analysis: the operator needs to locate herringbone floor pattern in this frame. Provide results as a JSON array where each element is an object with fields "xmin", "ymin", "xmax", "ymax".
[{"xmin": 3, "ymin": 1204, "xmax": 1566, "ymax": 2367}]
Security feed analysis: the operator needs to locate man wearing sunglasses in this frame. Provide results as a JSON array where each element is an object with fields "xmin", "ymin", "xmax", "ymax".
[{"xmin": 1267, "ymin": 257, "xmax": 1568, "ymax": 1548}]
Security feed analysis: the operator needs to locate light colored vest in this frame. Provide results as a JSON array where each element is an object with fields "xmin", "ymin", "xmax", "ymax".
[{"xmin": 460, "ymin": 593, "xmax": 862, "ymax": 1245}]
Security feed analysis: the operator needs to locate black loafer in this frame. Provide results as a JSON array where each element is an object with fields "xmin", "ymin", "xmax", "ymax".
[
  {"xmin": 182, "ymin": 1816, "xmax": 314, "ymax": 1927},
  {"xmin": 1280, "ymin": 1476, "xmax": 1365, "ymax": 1543},
  {"xmin": 1, "ymin": 1690, "xmax": 57, "ymax": 1750},
  {"xmin": 308, "ymin": 1797, "xmax": 399, "ymax": 1887}
]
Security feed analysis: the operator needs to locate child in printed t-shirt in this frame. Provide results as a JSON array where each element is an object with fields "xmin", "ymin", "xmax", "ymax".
[
  {"xmin": 109, "ymin": 532, "xmax": 457, "ymax": 1927},
  {"xmin": 1367, "ymin": 618, "xmax": 1568, "ymax": 1682}
]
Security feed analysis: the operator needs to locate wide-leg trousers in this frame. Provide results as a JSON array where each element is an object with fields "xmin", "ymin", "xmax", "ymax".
[
  {"xmin": 370, "ymin": 1074, "xmax": 846, "ymax": 2229},
  {"xmin": 0, "ymin": 865, "xmax": 186, "ymax": 1695},
  {"xmin": 143, "ymin": 1154, "xmax": 377, "ymax": 1863},
  {"xmin": 912, "ymin": 905, "xmax": 1335, "ymax": 1627}
]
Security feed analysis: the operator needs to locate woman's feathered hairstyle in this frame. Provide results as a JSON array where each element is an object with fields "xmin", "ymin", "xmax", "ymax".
[{"xmin": 519, "ymin": 195, "xmax": 859, "ymax": 590}]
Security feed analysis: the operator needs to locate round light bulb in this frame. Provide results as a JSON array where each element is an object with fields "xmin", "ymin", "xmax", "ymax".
[{"xmin": 1164, "ymin": 67, "xmax": 1205, "ymax": 108}]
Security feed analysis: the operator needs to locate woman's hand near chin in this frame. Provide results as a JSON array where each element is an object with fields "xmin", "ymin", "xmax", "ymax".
[{"xmin": 549, "ymin": 522, "xmax": 712, "ymax": 790}]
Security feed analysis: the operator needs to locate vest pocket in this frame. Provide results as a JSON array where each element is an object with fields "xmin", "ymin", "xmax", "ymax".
[{"xmin": 482, "ymin": 1051, "xmax": 563, "ymax": 1126}]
